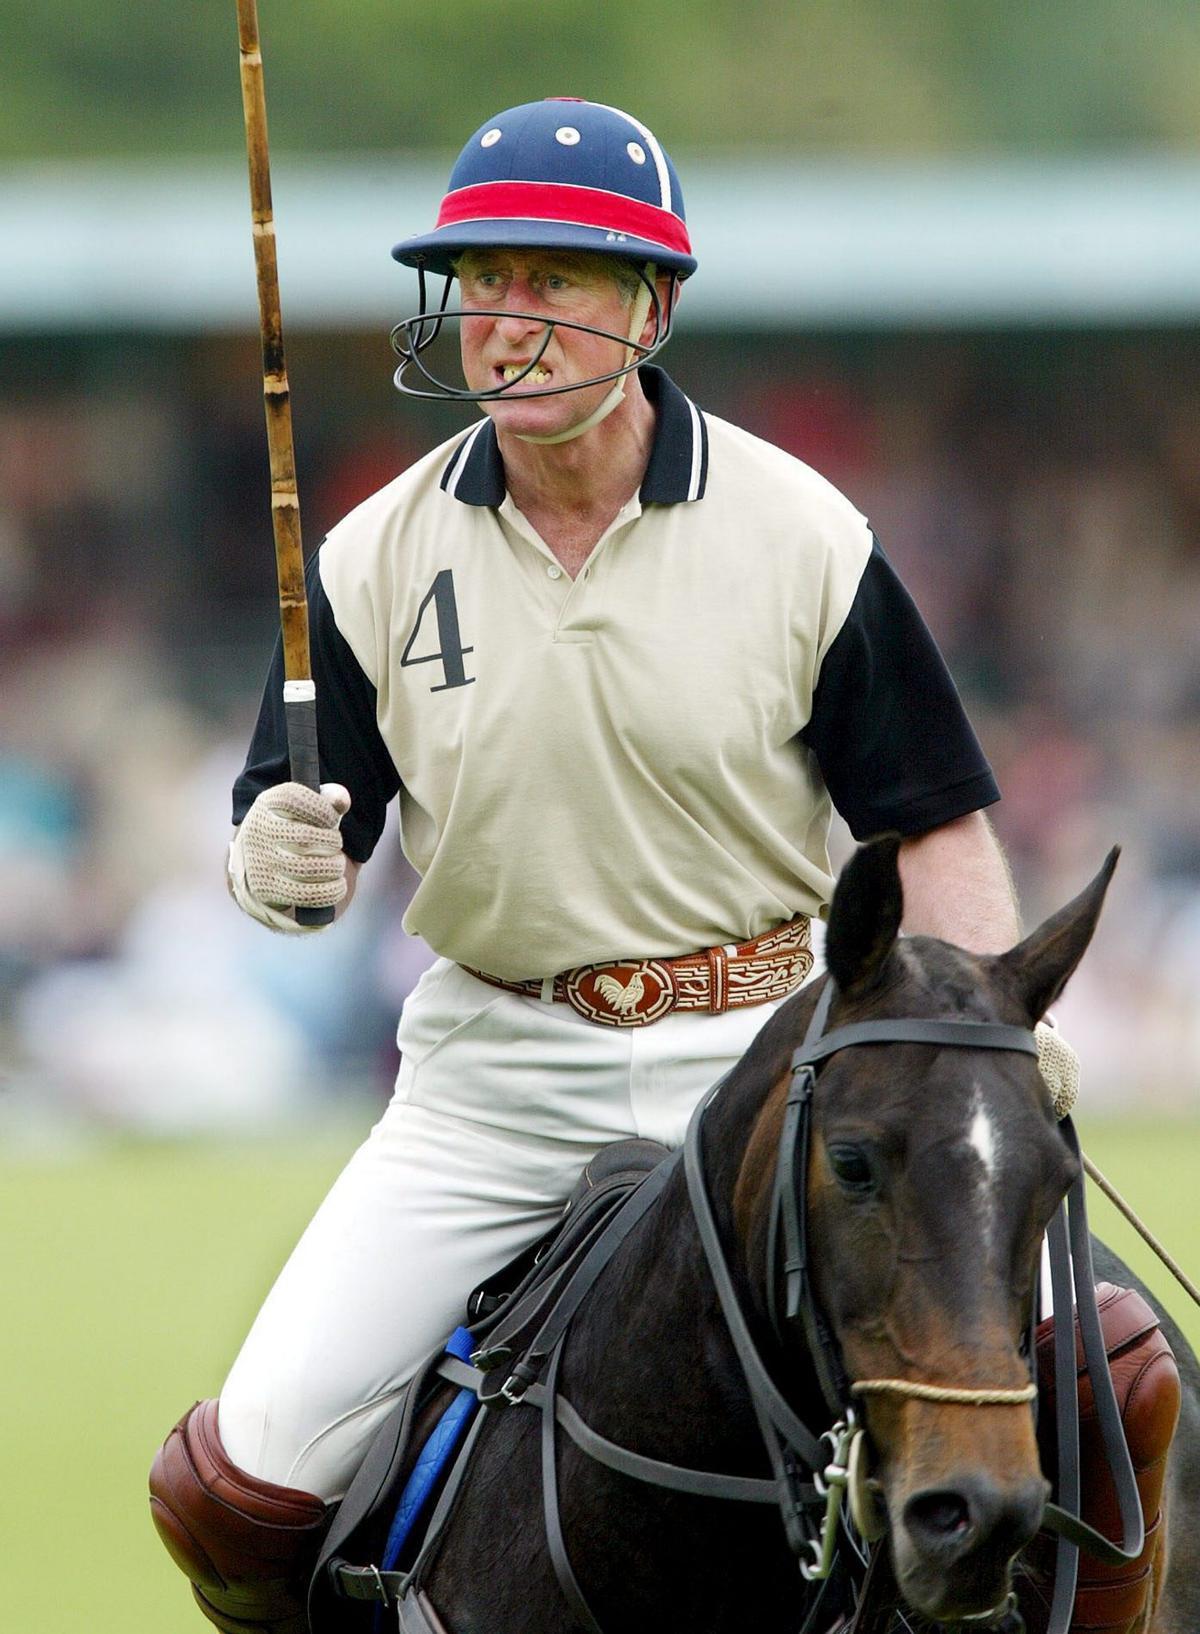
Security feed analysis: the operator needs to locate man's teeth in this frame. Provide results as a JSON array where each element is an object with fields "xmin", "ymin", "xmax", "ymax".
[{"xmin": 502, "ymin": 365, "xmax": 550, "ymax": 383}]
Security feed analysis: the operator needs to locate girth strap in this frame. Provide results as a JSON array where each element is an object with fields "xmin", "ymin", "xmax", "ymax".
[{"xmin": 330, "ymin": 1400, "xmax": 489, "ymax": 1613}]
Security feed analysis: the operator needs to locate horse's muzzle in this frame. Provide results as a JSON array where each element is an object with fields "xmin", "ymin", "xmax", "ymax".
[{"xmin": 893, "ymin": 1471, "xmax": 1048, "ymax": 1621}]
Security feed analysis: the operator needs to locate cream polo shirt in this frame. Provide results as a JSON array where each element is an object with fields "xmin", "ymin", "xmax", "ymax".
[{"xmin": 236, "ymin": 368, "xmax": 998, "ymax": 980}]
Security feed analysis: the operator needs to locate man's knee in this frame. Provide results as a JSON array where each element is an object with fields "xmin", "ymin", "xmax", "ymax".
[{"xmin": 149, "ymin": 1399, "xmax": 330, "ymax": 1634}]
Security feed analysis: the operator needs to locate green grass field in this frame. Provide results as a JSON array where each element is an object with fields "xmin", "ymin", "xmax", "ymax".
[{"xmin": 2, "ymin": 1113, "xmax": 1197, "ymax": 1633}]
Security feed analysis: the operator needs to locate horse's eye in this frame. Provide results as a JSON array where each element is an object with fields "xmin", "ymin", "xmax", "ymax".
[{"xmin": 827, "ymin": 1144, "xmax": 875, "ymax": 1193}]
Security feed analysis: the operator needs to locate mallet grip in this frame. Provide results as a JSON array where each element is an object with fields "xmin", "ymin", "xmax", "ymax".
[{"xmin": 282, "ymin": 682, "xmax": 334, "ymax": 927}]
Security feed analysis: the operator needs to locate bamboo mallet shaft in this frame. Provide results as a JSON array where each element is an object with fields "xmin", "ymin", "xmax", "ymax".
[{"xmin": 236, "ymin": 0, "xmax": 333, "ymax": 925}]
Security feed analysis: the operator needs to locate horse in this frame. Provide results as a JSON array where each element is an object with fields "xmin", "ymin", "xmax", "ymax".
[{"xmin": 320, "ymin": 836, "xmax": 1200, "ymax": 1633}]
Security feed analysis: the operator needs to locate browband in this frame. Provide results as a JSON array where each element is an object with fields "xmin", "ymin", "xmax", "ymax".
[{"xmin": 793, "ymin": 1016, "xmax": 1039, "ymax": 1074}]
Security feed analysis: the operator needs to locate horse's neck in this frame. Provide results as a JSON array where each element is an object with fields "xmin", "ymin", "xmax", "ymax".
[
  {"xmin": 562, "ymin": 1145, "xmax": 822, "ymax": 1471},
  {"xmin": 565, "ymin": 1168, "xmax": 758, "ymax": 1447}
]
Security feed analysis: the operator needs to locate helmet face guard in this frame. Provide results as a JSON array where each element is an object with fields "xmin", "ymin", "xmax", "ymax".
[
  {"xmin": 389, "ymin": 99, "xmax": 695, "ymax": 406},
  {"xmin": 389, "ymin": 261, "xmax": 681, "ymax": 403}
]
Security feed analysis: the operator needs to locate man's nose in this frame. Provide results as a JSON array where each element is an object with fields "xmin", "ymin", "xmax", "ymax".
[
  {"xmin": 493, "ymin": 307, "xmax": 551, "ymax": 345},
  {"xmin": 490, "ymin": 294, "xmax": 552, "ymax": 344}
]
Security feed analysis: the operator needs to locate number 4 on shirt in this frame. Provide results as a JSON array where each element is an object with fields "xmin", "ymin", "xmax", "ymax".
[{"xmin": 400, "ymin": 570, "xmax": 476, "ymax": 691}]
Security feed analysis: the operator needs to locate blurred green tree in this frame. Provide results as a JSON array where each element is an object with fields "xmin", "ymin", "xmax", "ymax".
[{"xmin": 0, "ymin": 0, "xmax": 1198, "ymax": 159}]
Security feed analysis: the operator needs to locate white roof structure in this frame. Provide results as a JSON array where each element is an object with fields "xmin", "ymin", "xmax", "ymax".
[{"xmin": 2, "ymin": 154, "xmax": 1198, "ymax": 331}]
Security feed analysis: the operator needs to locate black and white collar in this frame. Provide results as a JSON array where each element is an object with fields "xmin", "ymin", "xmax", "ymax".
[{"xmin": 438, "ymin": 366, "xmax": 709, "ymax": 508}]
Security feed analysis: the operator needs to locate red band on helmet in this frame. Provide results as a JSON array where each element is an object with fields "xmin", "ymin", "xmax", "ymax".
[{"xmin": 435, "ymin": 181, "xmax": 691, "ymax": 257}]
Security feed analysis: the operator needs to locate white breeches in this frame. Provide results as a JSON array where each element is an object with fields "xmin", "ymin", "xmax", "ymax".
[{"xmin": 218, "ymin": 958, "xmax": 791, "ymax": 1500}]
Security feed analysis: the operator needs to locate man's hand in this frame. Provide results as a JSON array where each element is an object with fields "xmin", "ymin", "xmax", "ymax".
[{"xmin": 227, "ymin": 782, "xmax": 352, "ymax": 933}]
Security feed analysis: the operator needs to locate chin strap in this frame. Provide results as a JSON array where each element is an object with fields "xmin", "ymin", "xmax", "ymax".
[{"xmin": 514, "ymin": 266, "xmax": 656, "ymax": 446}]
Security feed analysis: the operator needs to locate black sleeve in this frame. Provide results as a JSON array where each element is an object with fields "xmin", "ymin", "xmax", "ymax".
[
  {"xmin": 799, "ymin": 534, "xmax": 999, "ymax": 840},
  {"xmin": 232, "ymin": 549, "xmax": 402, "ymax": 864}
]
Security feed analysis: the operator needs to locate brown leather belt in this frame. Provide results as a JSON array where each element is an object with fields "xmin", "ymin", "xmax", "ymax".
[{"xmin": 463, "ymin": 915, "xmax": 813, "ymax": 1029}]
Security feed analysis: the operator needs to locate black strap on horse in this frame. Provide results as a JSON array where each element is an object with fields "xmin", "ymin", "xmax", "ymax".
[
  {"xmin": 770, "ymin": 977, "xmax": 846, "ymax": 1416},
  {"xmin": 1035, "ymin": 1114, "xmax": 1146, "ymax": 1634}
]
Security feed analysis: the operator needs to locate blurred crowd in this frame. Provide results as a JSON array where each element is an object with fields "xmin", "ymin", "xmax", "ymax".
[{"xmin": 2, "ymin": 325, "xmax": 1199, "ymax": 1131}]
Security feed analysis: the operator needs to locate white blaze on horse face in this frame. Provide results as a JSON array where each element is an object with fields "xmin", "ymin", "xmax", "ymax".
[
  {"xmin": 968, "ymin": 1091, "xmax": 998, "ymax": 1175},
  {"xmin": 966, "ymin": 1085, "xmax": 1000, "ymax": 1243}
]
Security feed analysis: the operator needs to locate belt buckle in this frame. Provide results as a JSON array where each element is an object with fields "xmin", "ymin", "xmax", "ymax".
[{"xmin": 563, "ymin": 959, "xmax": 677, "ymax": 1027}]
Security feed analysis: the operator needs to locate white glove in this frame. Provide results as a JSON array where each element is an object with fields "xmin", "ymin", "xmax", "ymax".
[
  {"xmin": 227, "ymin": 781, "xmax": 351, "ymax": 934},
  {"xmin": 1035, "ymin": 1016, "xmax": 1079, "ymax": 1119}
]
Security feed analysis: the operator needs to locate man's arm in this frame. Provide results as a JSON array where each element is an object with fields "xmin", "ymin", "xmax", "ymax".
[
  {"xmin": 897, "ymin": 810, "xmax": 1020, "ymax": 954},
  {"xmin": 897, "ymin": 811, "xmax": 1082, "ymax": 1116},
  {"xmin": 234, "ymin": 550, "xmax": 402, "ymax": 863}
]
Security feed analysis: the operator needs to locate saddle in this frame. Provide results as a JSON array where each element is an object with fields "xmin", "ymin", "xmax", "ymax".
[{"xmin": 307, "ymin": 1137, "xmax": 671, "ymax": 1633}]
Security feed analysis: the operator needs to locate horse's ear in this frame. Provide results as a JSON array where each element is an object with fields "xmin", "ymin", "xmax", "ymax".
[
  {"xmin": 995, "ymin": 847, "xmax": 1119, "ymax": 1021},
  {"xmin": 825, "ymin": 835, "xmax": 904, "ymax": 997}
]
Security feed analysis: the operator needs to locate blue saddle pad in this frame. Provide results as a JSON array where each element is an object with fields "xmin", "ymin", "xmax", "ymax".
[{"xmin": 379, "ymin": 1326, "xmax": 479, "ymax": 1573}]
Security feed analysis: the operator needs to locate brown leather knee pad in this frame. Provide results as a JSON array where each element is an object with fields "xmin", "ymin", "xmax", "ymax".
[
  {"xmin": 149, "ymin": 1399, "xmax": 331, "ymax": 1634},
  {"xmin": 1032, "ymin": 1283, "xmax": 1181, "ymax": 1634}
]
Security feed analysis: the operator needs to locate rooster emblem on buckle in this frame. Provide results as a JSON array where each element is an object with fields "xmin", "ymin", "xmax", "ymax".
[{"xmin": 564, "ymin": 960, "xmax": 676, "ymax": 1027}]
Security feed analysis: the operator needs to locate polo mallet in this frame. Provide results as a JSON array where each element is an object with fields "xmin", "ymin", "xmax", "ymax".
[{"xmin": 235, "ymin": 0, "xmax": 333, "ymax": 926}]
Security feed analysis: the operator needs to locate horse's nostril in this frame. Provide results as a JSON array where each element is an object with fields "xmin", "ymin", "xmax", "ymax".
[
  {"xmin": 904, "ymin": 1488, "xmax": 972, "ymax": 1541},
  {"xmin": 903, "ymin": 1475, "xmax": 1046, "ymax": 1561}
]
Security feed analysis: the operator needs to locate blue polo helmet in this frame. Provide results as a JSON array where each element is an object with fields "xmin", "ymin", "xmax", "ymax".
[
  {"xmin": 388, "ymin": 99, "xmax": 695, "ymax": 408},
  {"xmin": 391, "ymin": 98, "xmax": 696, "ymax": 278}
]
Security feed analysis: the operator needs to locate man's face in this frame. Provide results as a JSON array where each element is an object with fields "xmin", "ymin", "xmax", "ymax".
[{"xmin": 456, "ymin": 249, "xmax": 643, "ymax": 439}]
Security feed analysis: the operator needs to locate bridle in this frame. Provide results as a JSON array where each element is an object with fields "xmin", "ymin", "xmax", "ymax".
[
  {"xmin": 683, "ymin": 975, "xmax": 1145, "ymax": 1633},
  {"xmin": 684, "ymin": 976, "xmax": 1046, "ymax": 1585},
  {"xmin": 763, "ymin": 979, "xmax": 1044, "ymax": 1417}
]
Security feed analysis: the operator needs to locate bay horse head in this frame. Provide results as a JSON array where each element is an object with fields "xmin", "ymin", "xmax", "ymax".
[{"xmin": 736, "ymin": 838, "xmax": 1117, "ymax": 1625}]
